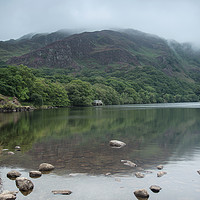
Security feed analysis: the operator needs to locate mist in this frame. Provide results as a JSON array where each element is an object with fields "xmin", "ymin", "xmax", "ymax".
[{"xmin": 0, "ymin": 0, "xmax": 200, "ymax": 45}]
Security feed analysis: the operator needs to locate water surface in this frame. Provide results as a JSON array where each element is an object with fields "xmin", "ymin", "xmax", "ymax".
[{"xmin": 0, "ymin": 103, "xmax": 200, "ymax": 199}]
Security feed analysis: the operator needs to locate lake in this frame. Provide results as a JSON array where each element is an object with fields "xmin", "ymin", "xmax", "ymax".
[{"xmin": 0, "ymin": 103, "xmax": 200, "ymax": 200}]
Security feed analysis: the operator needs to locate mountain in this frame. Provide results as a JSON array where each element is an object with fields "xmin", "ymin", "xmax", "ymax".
[
  {"xmin": 5, "ymin": 29, "xmax": 200, "ymax": 81},
  {"xmin": 1, "ymin": 29, "xmax": 200, "ymax": 106},
  {"xmin": 0, "ymin": 29, "xmax": 73, "ymax": 62}
]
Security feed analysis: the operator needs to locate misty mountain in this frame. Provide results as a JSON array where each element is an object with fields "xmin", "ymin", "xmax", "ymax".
[{"xmin": 4, "ymin": 29, "xmax": 200, "ymax": 82}]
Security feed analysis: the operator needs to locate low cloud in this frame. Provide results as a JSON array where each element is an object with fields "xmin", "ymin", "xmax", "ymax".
[{"xmin": 0, "ymin": 0, "xmax": 200, "ymax": 45}]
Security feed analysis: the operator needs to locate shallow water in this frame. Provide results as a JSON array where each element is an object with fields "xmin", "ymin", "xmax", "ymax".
[{"xmin": 0, "ymin": 103, "xmax": 200, "ymax": 199}]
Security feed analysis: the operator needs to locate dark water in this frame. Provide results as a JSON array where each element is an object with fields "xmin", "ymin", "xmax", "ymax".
[{"xmin": 1, "ymin": 103, "xmax": 200, "ymax": 199}]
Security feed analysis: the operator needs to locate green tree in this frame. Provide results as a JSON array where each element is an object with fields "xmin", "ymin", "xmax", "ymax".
[{"xmin": 66, "ymin": 80, "xmax": 94, "ymax": 106}]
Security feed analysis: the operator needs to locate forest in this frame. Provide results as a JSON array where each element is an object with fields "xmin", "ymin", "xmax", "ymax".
[{"xmin": 0, "ymin": 64, "xmax": 199, "ymax": 107}]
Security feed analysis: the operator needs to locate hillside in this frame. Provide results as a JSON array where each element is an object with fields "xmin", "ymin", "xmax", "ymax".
[
  {"xmin": 0, "ymin": 29, "xmax": 73, "ymax": 62},
  {"xmin": 1, "ymin": 29, "xmax": 200, "ymax": 106},
  {"xmin": 6, "ymin": 29, "xmax": 200, "ymax": 80}
]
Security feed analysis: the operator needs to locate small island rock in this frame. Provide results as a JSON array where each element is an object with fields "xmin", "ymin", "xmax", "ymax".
[
  {"xmin": 197, "ymin": 170, "xmax": 200, "ymax": 175},
  {"xmin": 157, "ymin": 171, "xmax": 167, "ymax": 177},
  {"xmin": 150, "ymin": 185, "xmax": 162, "ymax": 193},
  {"xmin": 52, "ymin": 190, "xmax": 72, "ymax": 195},
  {"xmin": 29, "ymin": 171, "xmax": 42, "ymax": 178},
  {"xmin": 7, "ymin": 170, "xmax": 21, "ymax": 179},
  {"xmin": 15, "ymin": 177, "xmax": 34, "ymax": 191},
  {"xmin": 134, "ymin": 189, "xmax": 149, "ymax": 199},
  {"xmin": 157, "ymin": 165, "xmax": 163, "ymax": 170},
  {"xmin": 39, "ymin": 163, "xmax": 55, "ymax": 171},
  {"xmin": 135, "ymin": 172, "xmax": 145, "ymax": 178},
  {"xmin": 109, "ymin": 140, "xmax": 126, "ymax": 148}
]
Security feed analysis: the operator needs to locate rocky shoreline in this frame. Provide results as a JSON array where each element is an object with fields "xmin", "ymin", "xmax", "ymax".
[{"xmin": 0, "ymin": 106, "xmax": 34, "ymax": 113}]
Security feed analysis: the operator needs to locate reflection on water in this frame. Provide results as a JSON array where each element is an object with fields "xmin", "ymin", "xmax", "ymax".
[{"xmin": 0, "ymin": 103, "xmax": 200, "ymax": 199}]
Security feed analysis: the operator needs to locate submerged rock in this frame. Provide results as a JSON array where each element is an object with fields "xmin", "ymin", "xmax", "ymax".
[
  {"xmin": 135, "ymin": 172, "xmax": 145, "ymax": 178},
  {"xmin": 7, "ymin": 170, "xmax": 21, "ymax": 179},
  {"xmin": 109, "ymin": 140, "xmax": 126, "ymax": 148},
  {"xmin": 29, "ymin": 171, "xmax": 42, "ymax": 178},
  {"xmin": 134, "ymin": 189, "xmax": 149, "ymax": 199},
  {"xmin": 157, "ymin": 165, "xmax": 163, "ymax": 170},
  {"xmin": 39, "ymin": 163, "xmax": 55, "ymax": 171},
  {"xmin": 121, "ymin": 160, "xmax": 137, "ymax": 167},
  {"xmin": 52, "ymin": 190, "xmax": 72, "ymax": 195},
  {"xmin": 15, "ymin": 177, "xmax": 34, "ymax": 191},
  {"xmin": 7, "ymin": 151, "xmax": 14, "ymax": 155},
  {"xmin": 157, "ymin": 171, "xmax": 167, "ymax": 177},
  {"xmin": 149, "ymin": 185, "xmax": 162, "ymax": 193}
]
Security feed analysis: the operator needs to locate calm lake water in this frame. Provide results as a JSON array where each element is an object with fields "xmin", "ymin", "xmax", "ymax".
[{"xmin": 1, "ymin": 103, "xmax": 200, "ymax": 199}]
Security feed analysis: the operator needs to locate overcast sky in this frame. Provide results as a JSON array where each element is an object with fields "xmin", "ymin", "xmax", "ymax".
[{"xmin": 0, "ymin": 0, "xmax": 200, "ymax": 45}]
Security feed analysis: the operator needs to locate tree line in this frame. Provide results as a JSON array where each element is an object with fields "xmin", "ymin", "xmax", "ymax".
[{"xmin": 0, "ymin": 65, "xmax": 199, "ymax": 107}]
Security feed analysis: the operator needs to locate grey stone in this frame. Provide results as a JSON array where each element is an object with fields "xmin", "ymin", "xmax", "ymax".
[
  {"xmin": 29, "ymin": 171, "xmax": 42, "ymax": 178},
  {"xmin": 38, "ymin": 163, "xmax": 55, "ymax": 171},
  {"xmin": 150, "ymin": 185, "xmax": 162, "ymax": 193},
  {"xmin": 157, "ymin": 171, "xmax": 167, "ymax": 177},
  {"xmin": 7, "ymin": 170, "xmax": 21, "ymax": 179},
  {"xmin": 15, "ymin": 146, "xmax": 21, "ymax": 151},
  {"xmin": 157, "ymin": 165, "xmax": 163, "ymax": 170},
  {"xmin": 109, "ymin": 140, "xmax": 126, "ymax": 148},
  {"xmin": 7, "ymin": 152, "xmax": 14, "ymax": 155},
  {"xmin": 0, "ymin": 191, "xmax": 18, "ymax": 200},
  {"xmin": 15, "ymin": 177, "xmax": 34, "ymax": 191},
  {"xmin": 52, "ymin": 190, "xmax": 72, "ymax": 195},
  {"xmin": 134, "ymin": 189, "xmax": 149, "ymax": 199},
  {"xmin": 121, "ymin": 160, "xmax": 137, "ymax": 167},
  {"xmin": 135, "ymin": 172, "xmax": 145, "ymax": 178}
]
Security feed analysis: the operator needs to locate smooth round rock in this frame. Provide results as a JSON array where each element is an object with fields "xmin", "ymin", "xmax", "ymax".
[
  {"xmin": 15, "ymin": 146, "xmax": 21, "ymax": 151},
  {"xmin": 7, "ymin": 170, "xmax": 21, "ymax": 179},
  {"xmin": 157, "ymin": 171, "xmax": 167, "ymax": 177},
  {"xmin": 157, "ymin": 165, "xmax": 163, "ymax": 170},
  {"xmin": 15, "ymin": 177, "xmax": 34, "ymax": 191},
  {"xmin": 150, "ymin": 185, "xmax": 162, "ymax": 193},
  {"xmin": 39, "ymin": 163, "xmax": 55, "ymax": 171},
  {"xmin": 0, "ymin": 193, "xmax": 16, "ymax": 200},
  {"xmin": 0, "ymin": 190, "xmax": 18, "ymax": 200},
  {"xmin": 135, "ymin": 172, "xmax": 145, "ymax": 178},
  {"xmin": 109, "ymin": 140, "xmax": 126, "ymax": 148},
  {"xmin": 29, "ymin": 171, "xmax": 42, "ymax": 178},
  {"xmin": 7, "ymin": 151, "xmax": 14, "ymax": 155},
  {"xmin": 134, "ymin": 189, "xmax": 149, "ymax": 199}
]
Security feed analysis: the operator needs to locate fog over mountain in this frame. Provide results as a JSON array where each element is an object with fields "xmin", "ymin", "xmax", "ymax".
[{"xmin": 0, "ymin": 0, "xmax": 200, "ymax": 45}]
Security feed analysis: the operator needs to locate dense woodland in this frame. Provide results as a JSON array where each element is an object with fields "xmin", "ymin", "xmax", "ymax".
[
  {"xmin": 1, "ymin": 29, "xmax": 200, "ymax": 107},
  {"xmin": 0, "ymin": 64, "xmax": 199, "ymax": 107}
]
